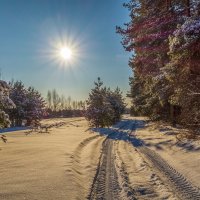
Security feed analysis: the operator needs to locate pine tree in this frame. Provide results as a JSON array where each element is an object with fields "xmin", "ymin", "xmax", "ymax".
[
  {"xmin": 0, "ymin": 80, "xmax": 15, "ymax": 142},
  {"xmin": 8, "ymin": 81, "xmax": 46, "ymax": 126},
  {"xmin": 8, "ymin": 81, "xmax": 27, "ymax": 126},
  {"xmin": 107, "ymin": 87, "xmax": 126, "ymax": 123},
  {"xmin": 117, "ymin": 0, "xmax": 179, "ymax": 120},
  {"xmin": 164, "ymin": 2, "xmax": 200, "ymax": 133},
  {"xmin": 85, "ymin": 78, "xmax": 125, "ymax": 128},
  {"xmin": 117, "ymin": 0, "xmax": 200, "ymax": 128},
  {"xmin": 24, "ymin": 87, "xmax": 46, "ymax": 125}
]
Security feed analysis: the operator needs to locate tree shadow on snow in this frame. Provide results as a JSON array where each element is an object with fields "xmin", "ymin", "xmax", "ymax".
[
  {"xmin": 92, "ymin": 119, "xmax": 145, "ymax": 148},
  {"xmin": 92, "ymin": 119, "xmax": 200, "ymax": 152},
  {"xmin": 176, "ymin": 142, "xmax": 200, "ymax": 152}
]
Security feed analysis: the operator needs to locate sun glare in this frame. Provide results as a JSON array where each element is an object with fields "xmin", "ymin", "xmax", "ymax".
[
  {"xmin": 41, "ymin": 32, "xmax": 86, "ymax": 68},
  {"xmin": 60, "ymin": 47, "xmax": 72, "ymax": 60}
]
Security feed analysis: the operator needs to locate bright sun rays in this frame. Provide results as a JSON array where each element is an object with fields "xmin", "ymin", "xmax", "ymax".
[
  {"xmin": 48, "ymin": 40, "xmax": 77, "ymax": 67},
  {"xmin": 39, "ymin": 31, "xmax": 86, "ymax": 69},
  {"xmin": 38, "ymin": 24, "xmax": 90, "ymax": 70}
]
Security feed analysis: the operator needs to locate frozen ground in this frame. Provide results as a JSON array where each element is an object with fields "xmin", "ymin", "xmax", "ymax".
[{"xmin": 0, "ymin": 116, "xmax": 200, "ymax": 200}]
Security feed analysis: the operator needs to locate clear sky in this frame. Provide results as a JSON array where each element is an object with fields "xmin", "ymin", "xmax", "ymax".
[{"xmin": 0, "ymin": 0, "xmax": 131, "ymax": 101}]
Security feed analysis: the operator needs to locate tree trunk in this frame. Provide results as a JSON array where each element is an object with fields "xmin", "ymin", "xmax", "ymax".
[
  {"xmin": 170, "ymin": 104, "xmax": 176, "ymax": 126},
  {"xmin": 186, "ymin": 0, "xmax": 190, "ymax": 17}
]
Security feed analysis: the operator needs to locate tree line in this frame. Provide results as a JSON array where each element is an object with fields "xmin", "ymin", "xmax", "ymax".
[
  {"xmin": 0, "ymin": 77, "xmax": 126, "ymax": 132},
  {"xmin": 46, "ymin": 89, "xmax": 85, "ymax": 117},
  {"xmin": 117, "ymin": 0, "xmax": 200, "ymax": 136},
  {"xmin": 46, "ymin": 89, "xmax": 85, "ymax": 111},
  {"xmin": 0, "ymin": 80, "xmax": 86, "ymax": 133}
]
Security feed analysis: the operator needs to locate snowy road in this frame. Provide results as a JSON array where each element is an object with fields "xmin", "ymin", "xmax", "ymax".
[{"xmin": 87, "ymin": 119, "xmax": 200, "ymax": 200}]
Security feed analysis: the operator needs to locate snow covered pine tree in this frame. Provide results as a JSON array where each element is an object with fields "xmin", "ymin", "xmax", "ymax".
[
  {"xmin": 0, "ymin": 80, "xmax": 15, "ymax": 142},
  {"xmin": 85, "ymin": 78, "xmax": 125, "ymax": 128}
]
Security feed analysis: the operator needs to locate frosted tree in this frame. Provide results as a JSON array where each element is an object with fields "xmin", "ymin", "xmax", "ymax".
[
  {"xmin": 8, "ymin": 81, "xmax": 27, "ymax": 126},
  {"xmin": 85, "ymin": 78, "xmax": 112, "ymax": 127},
  {"xmin": 106, "ymin": 87, "xmax": 126, "ymax": 123},
  {"xmin": 117, "ymin": 0, "xmax": 200, "ymax": 132},
  {"xmin": 24, "ymin": 87, "xmax": 46, "ymax": 125},
  {"xmin": 8, "ymin": 81, "xmax": 46, "ymax": 126},
  {"xmin": 0, "ymin": 80, "xmax": 15, "ymax": 142},
  {"xmin": 165, "ymin": 13, "xmax": 200, "ymax": 134},
  {"xmin": 85, "ymin": 78, "xmax": 125, "ymax": 128}
]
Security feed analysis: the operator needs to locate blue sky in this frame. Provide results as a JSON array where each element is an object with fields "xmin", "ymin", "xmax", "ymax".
[{"xmin": 0, "ymin": 0, "xmax": 131, "ymax": 100}]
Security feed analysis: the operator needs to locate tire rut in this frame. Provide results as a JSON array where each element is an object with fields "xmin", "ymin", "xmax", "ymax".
[
  {"xmin": 114, "ymin": 142, "xmax": 136, "ymax": 200},
  {"xmin": 88, "ymin": 119, "xmax": 200, "ymax": 200},
  {"xmin": 88, "ymin": 138, "xmax": 121, "ymax": 200},
  {"xmin": 88, "ymin": 122, "xmax": 134, "ymax": 200},
  {"xmin": 139, "ymin": 146, "xmax": 200, "ymax": 200},
  {"xmin": 130, "ymin": 119, "xmax": 200, "ymax": 200}
]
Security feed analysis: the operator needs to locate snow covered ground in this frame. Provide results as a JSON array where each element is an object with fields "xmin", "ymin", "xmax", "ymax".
[
  {"xmin": 0, "ymin": 116, "xmax": 199, "ymax": 199},
  {"xmin": 132, "ymin": 116, "xmax": 200, "ymax": 189}
]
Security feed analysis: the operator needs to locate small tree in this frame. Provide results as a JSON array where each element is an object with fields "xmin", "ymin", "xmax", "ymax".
[{"xmin": 85, "ymin": 78, "xmax": 125, "ymax": 128}]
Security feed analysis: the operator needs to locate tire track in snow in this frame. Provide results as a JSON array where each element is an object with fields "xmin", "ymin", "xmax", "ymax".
[
  {"xmin": 88, "ymin": 121, "xmax": 135, "ymax": 200},
  {"xmin": 118, "ymin": 140, "xmax": 178, "ymax": 199},
  {"xmin": 130, "ymin": 120, "xmax": 200, "ymax": 200},
  {"xmin": 88, "ymin": 138, "xmax": 121, "ymax": 200},
  {"xmin": 114, "ymin": 142, "xmax": 137, "ymax": 200},
  {"xmin": 87, "ymin": 118, "xmax": 200, "ymax": 199},
  {"xmin": 139, "ymin": 146, "xmax": 200, "ymax": 200}
]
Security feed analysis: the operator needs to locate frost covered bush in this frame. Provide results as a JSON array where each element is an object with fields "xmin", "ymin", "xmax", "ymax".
[{"xmin": 85, "ymin": 78, "xmax": 125, "ymax": 128}]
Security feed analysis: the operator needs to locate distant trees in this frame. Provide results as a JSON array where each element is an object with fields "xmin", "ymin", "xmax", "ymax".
[
  {"xmin": 117, "ymin": 0, "xmax": 200, "ymax": 135},
  {"xmin": 85, "ymin": 78, "xmax": 126, "ymax": 128},
  {"xmin": 46, "ymin": 89, "xmax": 85, "ymax": 117}
]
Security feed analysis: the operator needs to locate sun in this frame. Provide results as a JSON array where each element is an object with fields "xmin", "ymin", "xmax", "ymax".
[
  {"xmin": 41, "ymin": 33, "xmax": 85, "ymax": 67},
  {"xmin": 60, "ymin": 47, "xmax": 72, "ymax": 60}
]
